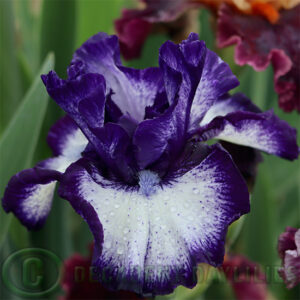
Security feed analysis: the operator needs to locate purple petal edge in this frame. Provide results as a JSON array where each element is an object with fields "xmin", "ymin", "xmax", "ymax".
[
  {"xmin": 58, "ymin": 144, "xmax": 249, "ymax": 296},
  {"xmin": 198, "ymin": 109, "xmax": 299, "ymax": 160},
  {"xmin": 2, "ymin": 168, "xmax": 61, "ymax": 230}
]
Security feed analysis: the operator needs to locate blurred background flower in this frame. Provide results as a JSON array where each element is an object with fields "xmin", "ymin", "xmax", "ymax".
[
  {"xmin": 222, "ymin": 254, "xmax": 268, "ymax": 300},
  {"xmin": 0, "ymin": 0, "xmax": 299, "ymax": 299},
  {"xmin": 277, "ymin": 227, "xmax": 300, "ymax": 289},
  {"xmin": 115, "ymin": 0, "xmax": 300, "ymax": 113}
]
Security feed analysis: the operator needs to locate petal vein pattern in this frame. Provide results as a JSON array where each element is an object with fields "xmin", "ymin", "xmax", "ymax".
[{"xmin": 59, "ymin": 145, "xmax": 249, "ymax": 295}]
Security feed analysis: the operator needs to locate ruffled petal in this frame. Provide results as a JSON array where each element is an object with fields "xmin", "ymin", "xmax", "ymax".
[
  {"xmin": 159, "ymin": 33, "xmax": 239, "ymax": 131},
  {"xmin": 197, "ymin": 106, "xmax": 299, "ymax": 160},
  {"xmin": 41, "ymin": 71, "xmax": 106, "ymax": 150},
  {"xmin": 198, "ymin": 93, "xmax": 263, "ymax": 186},
  {"xmin": 159, "ymin": 33, "xmax": 206, "ymax": 105},
  {"xmin": 278, "ymin": 227, "xmax": 300, "ymax": 289},
  {"xmin": 133, "ymin": 34, "xmax": 207, "ymax": 170},
  {"xmin": 278, "ymin": 226, "xmax": 298, "ymax": 259},
  {"xmin": 68, "ymin": 33, "xmax": 163, "ymax": 122},
  {"xmin": 132, "ymin": 37, "xmax": 195, "ymax": 169},
  {"xmin": 188, "ymin": 50, "xmax": 239, "ymax": 131},
  {"xmin": 2, "ymin": 117, "xmax": 88, "ymax": 230},
  {"xmin": 278, "ymin": 248, "xmax": 300, "ymax": 289},
  {"xmin": 133, "ymin": 33, "xmax": 239, "ymax": 178},
  {"xmin": 177, "ymin": 90, "xmax": 264, "ymax": 187},
  {"xmin": 42, "ymin": 71, "xmax": 136, "ymax": 181},
  {"xmin": 118, "ymin": 66, "xmax": 164, "ymax": 121},
  {"xmin": 2, "ymin": 168, "xmax": 60, "ymax": 230},
  {"xmin": 133, "ymin": 99, "xmax": 187, "ymax": 169},
  {"xmin": 217, "ymin": 4, "xmax": 300, "ymax": 112},
  {"xmin": 92, "ymin": 123, "xmax": 137, "ymax": 183},
  {"xmin": 59, "ymin": 144, "xmax": 249, "ymax": 295},
  {"xmin": 68, "ymin": 33, "xmax": 122, "ymax": 79}
]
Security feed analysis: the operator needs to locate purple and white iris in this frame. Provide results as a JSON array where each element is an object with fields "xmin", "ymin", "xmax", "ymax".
[{"xmin": 2, "ymin": 33, "xmax": 298, "ymax": 295}]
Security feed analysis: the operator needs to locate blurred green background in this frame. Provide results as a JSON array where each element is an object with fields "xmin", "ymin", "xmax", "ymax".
[{"xmin": 0, "ymin": 0, "xmax": 299, "ymax": 299}]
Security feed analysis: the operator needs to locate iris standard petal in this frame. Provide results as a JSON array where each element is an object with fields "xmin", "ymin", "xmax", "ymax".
[
  {"xmin": 92, "ymin": 123, "xmax": 137, "ymax": 183},
  {"xmin": 42, "ymin": 70, "xmax": 137, "ymax": 181},
  {"xmin": 133, "ymin": 99, "xmax": 187, "ymax": 169},
  {"xmin": 159, "ymin": 33, "xmax": 239, "ymax": 130},
  {"xmin": 118, "ymin": 66, "xmax": 164, "ymax": 121},
  {"xmin": 68, "ymin": 33, "xmax": 163, "ymax": 122},
  {"xmin": 59, "ymin": 144, "xmax": 249, "ymax": 295},
  {"xmin": 133, "ymin": 34, "xmax": 207, "ymax": 169},
  {"xmin": 41, "ymin": 71, "xmax": 106, "ymax": 150},
  {"xmin": 188, "ymin": 49, "xmax": 239, "ymax": 130},
  {"xmin": 68, "ymin": 33, "xmax": 122, "ymax": 79},
  {"xmin": 159, "ymin": 34, "xmax": 206, "ymax": 105}
]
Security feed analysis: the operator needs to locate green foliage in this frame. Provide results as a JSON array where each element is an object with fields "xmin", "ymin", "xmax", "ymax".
[
  {"xmin": 76, "ymin": 0, "xmax": 128, "ymax": 47},
  {"xmin": 0, "ymin": 53, "xmax": 54, "ymax": 248},
  {"xmin": 234, "ymin": 65, "xmax": 300, "ymax": 300},
  {"xmin": 30, "ymin": 0, "xmax": 78, "ymax": 266},
  {"xmin": 0, "ymin": 0, "xmax": 23, "ymax": 134},
  {"xmin": 0, "ymin": 1, "xmax": 299, "ymax": 299}
]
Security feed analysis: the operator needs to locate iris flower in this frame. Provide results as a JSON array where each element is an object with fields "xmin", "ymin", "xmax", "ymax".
[
  {"xmin": 2, "ymin": 33, "xmax": 298, "ymax": 295},
  {"xmin": 217, "ymin": 1, "xmax": 300, "ymax": 113},
  {"xmin": 222, "ymin": 255, "xmax": 267, "ymax": 300},
  {"xmin": 278, "ymin": 227, "xmax": 300, "ymax": 289},
  {"xmin": 115, "ymin": 0, "xmax": 300, "ymax": 112}
]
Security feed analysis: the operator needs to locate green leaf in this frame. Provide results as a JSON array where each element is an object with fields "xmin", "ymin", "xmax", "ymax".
[
  {"xmin": 39, "ymin": 0, "xmax": 77, "ymax": 78},
  {"xmin": 35, "ymin": 0, "xmax": 78, "ymax": 164},
  {"xmin": 0, "ymin": 53, "xmax": 55, "ymax": 248},
  {"xmin": 233, "ymin": 65, "xmax": 274, "ymax": 110},
  {"xmin": 226, "ymin": 214, "xmax": 246, "ymax": 250},
  {"xmin": 235, "ymin": 64, "xmax": 300, "ymax": 298},
  {"xmin": 29, "ymin": 0, "xmax": 78, "ymax": 263},
  {"xmin": 199, "ymin": 9, "xmax": 215, "ymax": 51},
  {"xmin": 0, "ymin": 0, "xmax": 23, "ymax": 134},
  {"xmin": 242, "ymin": 159, "xmax": 277, "ymax": 263},
  {"xmin": 76, "ymin": 0, "xmax": 126, "ymax": 47},
  {"xmin": 8, "ymin": 217, "xmax": 30, "ymax": 249},
  {"xmin": 13, "ymin": 0, "xmax": 40, "ymax": 75},
  {"xmin": 126, "ymin": 34, "xmax": 169, "ymax": 69},
  {"xmin": 238, "ymin": 68, "xmax": 276, "ymax": 264}
]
